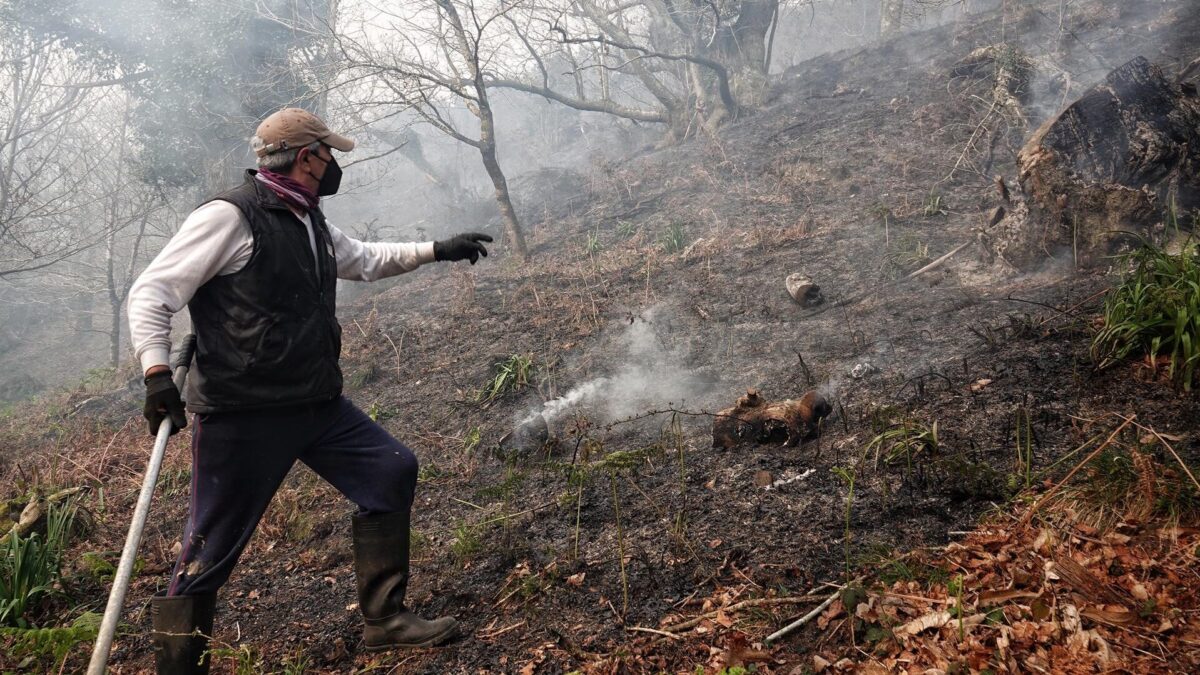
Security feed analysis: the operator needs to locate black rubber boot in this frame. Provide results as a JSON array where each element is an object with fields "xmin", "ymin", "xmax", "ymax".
[
  {"xmin": 352, "ymin": 511, "xmax": 459, "ymax": 650},
  {"xmin": 151, "ymin": 593, "xmax": 216, "ymax": 675}
]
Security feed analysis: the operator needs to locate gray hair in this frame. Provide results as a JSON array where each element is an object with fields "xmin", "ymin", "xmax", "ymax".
[{"xmin": 252, "ymin": 138, "xmax": 322, "ymax": 172}]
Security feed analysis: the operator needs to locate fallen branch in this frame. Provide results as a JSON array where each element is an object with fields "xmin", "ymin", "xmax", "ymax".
[
  {"xmin": 763, "ymin": 576, "xmax": 868, "ymax": 643},
  {"xmin": 626, "ymin": 626, "xmax": 684, "ymax": 641},
  {"xmin": 438, "ymin": 499, "xmax": 557, "ymax": 535},
  {"xmin": 1020, "ymin": 415, "xmax": 1135, "ymax": 527},
  {"xmin": 661, "ymin": 594, "xmax": 826, "ymax": 633},
  {"xmin": 764, "ymin": 585, "xmax": 847, "ymax": 644},
  {"xmin": 478, "ymin": 620, "xmax": 526, "ymax": 640},
  {"xmin": 802, "ymin": 241, "xmax": 972, "ymax": 318}
]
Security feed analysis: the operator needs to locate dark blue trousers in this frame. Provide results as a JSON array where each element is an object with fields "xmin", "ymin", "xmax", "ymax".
[{"xmin": 167, "ymin": 396, "xmax": 418, "ymax": 596}]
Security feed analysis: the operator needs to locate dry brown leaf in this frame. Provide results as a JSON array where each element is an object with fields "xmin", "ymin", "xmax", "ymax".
[
  {"xmin": 1079, "ymin": 606, "xmax": 1136, "ymax": 625},
  {"xmin": 898, "ymin": 610, "xmax": 952, "ymax": 636},
  {"xmin": 979, "ymin": 589, "xmax": 1040, "ymax": 606}
]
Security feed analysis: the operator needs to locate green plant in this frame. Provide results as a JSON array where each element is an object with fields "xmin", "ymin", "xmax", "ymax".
[
  {"xmin": 80, "ymin": 366, "xmax": 117, "ymax": 391},
  {"xmin": 832, "ymin": 466, "xmax": 856, "ymax": 577},
  {"xmin": 886, "ymin": 235, "xmax": 931, "ymax": 273},
  {"xmin": 462, "ymin": 426, "xmax": 482, "ymax": 455},
  {"xmin": 1013, "ymin": 407, "xmax": 1034, "ymax": 491},
  {"xmin": 347, "ymin": 363, "xmax": 381, "ymax": 388},
  {"xmin": 477, "ymin": 354, "xmax": 535, "ymax": 403},
  {"xmin": 417, "ymin": 462, "xmax": 444, "ymax": 483},
  {"xmin": 923, "ymin": 190, "xmax": 947, "ymax": 217},
  {"xmin": 0, "ymin": 612, "xmax": 100, "ymax": 669},
  {"xmin": 410, "ymin": 528, "xmax": 427, "ymax": 558},
  {"xmin": 0, "ymin": 499, "xmax": 77, "ymax": 627},
  {"xmin": 476, "ymin": 466, "xmax": 526, "ymax": 501},
  {"xmin": 209, "ymin": 642, "xmax": 261, "ymax": 675},
  {"xmin": 617, "ymin": 220, "xmax": 637, "ymax": 238},
  {"xmin": 451, "ymin": 520, "xmax": 482, "ymax": 562},
  {"xmin": 1065, "ymin": 442, "xmax": 1200, "ymax": 529},
  {"xmin": 1092, "ymin": 243, "xmax": 1200, "ymax": 389},
  {"xmin": 366, "ymin": 401, "xmax": 396, "ymax": 422},
  {"xmin": 158, "ymin": 466, "xmax": 192, "ymax": 497},
  {"xmin": 869, "ymin": 551, "xmax": 950, "ymax": 590},
  {"xmin": 658, "ymin": 221, "xmax": 688, "ymax": 253},
  {"xmin": 609, "ymin": 469, "xmax": 629, "ymax": 618},
  {"xmin": 79, "ymin": 551, "xmax": 141, "ymax": 584},
  {"xmin": 584, "ymin": 228, "xmax": 602, "ymax": 255},
  {"xmin": 867, "ymin": 418, "xmax": 940, "ymax": 471},
  {"xmin": 947, "ymin": 575, "xmax": 965, "ymax": 641},
  {"xmin": 280, "ymin": 647, "xmax": 311, "ymax": 674}
]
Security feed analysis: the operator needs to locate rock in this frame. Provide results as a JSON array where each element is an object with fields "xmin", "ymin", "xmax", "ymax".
[
  {"xmin": 850, "ymin": 362, "xmax": 878, "ymax": 379},
  {"xmin": 497, "ymin": 413, "xmax": 550, "ymax": 459},
  {"xmin": 785, "ymin": 273, "xmax": 823, "ymax": 307},
  {"xmin": 988, "ymin": 56, "xmax": 1200, "ymax": 268}
]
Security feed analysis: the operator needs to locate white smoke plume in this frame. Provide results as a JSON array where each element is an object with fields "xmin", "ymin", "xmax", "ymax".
[{"xmin": 519, "ymin": 307, "xmax": 718, "ymax": 428}]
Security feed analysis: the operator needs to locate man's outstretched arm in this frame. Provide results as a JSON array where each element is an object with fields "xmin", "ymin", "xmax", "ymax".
[{"xmin": 329, "ymin": 225, "xmax": 493, "ymax": 281}]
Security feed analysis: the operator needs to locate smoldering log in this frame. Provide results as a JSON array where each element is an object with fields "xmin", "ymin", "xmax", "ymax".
[
  {"xmin": 712, "ymin": 389, "xmax": 832, "ymax": 449},
  {"xmin": 989, "ymin": 56, "xmax": 1200, "ymax": 268}
]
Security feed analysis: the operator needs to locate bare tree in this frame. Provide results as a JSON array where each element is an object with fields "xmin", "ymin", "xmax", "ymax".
[
  {"xmin": 329, "ymin": 0, "xmax": 530, "ymax": 258},
  {"xmin": 95, "ymin": 97, "xmax": 164, "ymax": 367},
  {"xmin": 486, "ymin": 0, "xmax": 779, "ymax": 140},
  {"xmin": 0, "ymin": 26, "xmax": 114, "ymax": 277},
  {"xmin": 880, "ymin": 0, "xmax": 905, "ymax": 36}
]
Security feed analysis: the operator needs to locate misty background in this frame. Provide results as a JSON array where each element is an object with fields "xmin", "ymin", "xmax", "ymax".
[{"xmin": 0, "ymin": 0, "xmax": 1001, "ymax": 404}]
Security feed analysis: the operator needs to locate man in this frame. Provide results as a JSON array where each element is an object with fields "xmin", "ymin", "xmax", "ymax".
[{"xmin": 128, "ymin": 108, "xmax": 491, "ymax": 674}]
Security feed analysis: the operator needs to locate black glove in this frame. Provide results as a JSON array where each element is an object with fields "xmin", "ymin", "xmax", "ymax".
[
  {"xmin": 434, "ymin": 232, "xmax": 493, "ymax": 264},
  {"xmin": 144, "ymin": 371, "xmax": 187, "ymax": 436}
]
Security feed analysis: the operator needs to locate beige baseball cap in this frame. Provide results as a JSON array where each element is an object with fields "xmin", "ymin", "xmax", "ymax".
[{"xmin": 253, "ymin": 108, "xmax": 355, "ymax": 157}]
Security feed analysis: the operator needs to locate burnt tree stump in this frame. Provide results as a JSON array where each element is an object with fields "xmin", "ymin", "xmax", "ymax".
[
  {"xmin": 989, "ymin": 56, "xmax": 1200, "ymax": 267},
  {"xmin": 712, "ymin": 389, "xmax": 831, "ymax": 449}
]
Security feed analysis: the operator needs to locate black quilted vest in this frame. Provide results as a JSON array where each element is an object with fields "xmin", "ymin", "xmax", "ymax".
[{"xmin": 185, "ymin": 171, "xmax": 342, "ymax": 413}]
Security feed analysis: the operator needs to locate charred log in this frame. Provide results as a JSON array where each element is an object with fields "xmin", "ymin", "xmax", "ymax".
[
  {"xmin": 990, "ymin": 57, "xmax": 1200, "ymax": 268},
  {"xmin": 712, "ymin": 389, "xmax": 831, "ymax": 449}
]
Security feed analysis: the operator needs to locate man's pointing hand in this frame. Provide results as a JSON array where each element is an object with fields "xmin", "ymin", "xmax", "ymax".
[{"xmin": 434, "ymin": 232, "xmax": 493, "ymax": 265}]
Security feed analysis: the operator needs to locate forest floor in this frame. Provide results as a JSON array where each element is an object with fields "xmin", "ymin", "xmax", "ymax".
[{"xmin": 3, "ymin": 1, "xmax": 1200, "ymax": 673}]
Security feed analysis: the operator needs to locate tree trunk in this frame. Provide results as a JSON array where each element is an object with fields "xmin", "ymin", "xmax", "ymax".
[
  {"xmin": 479, "ymin": 141, "xmax": 527, "ymax": 260},
  {"xmin": 710, "ymin": 0, "xmax": 778, "ymax": 106},
  {"xmin": 477, "ymin": 101, "xmax": 528, "ymax": 259},
  {"xmin": 109, "ymin": 299, "xmax": 122, "ymax": 368},
  {"xmin": 880, "ymin": 0, "xmax": 905, "ymax": 37}
]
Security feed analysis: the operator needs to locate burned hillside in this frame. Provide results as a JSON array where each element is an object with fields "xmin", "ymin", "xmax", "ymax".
[{"xmin": 2, "ymin": 1, "xmax": 1200, "ymax": 673}]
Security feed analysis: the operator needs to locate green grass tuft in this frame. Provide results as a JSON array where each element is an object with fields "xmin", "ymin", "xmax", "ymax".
[{"xmin": 1092, "ymin": 243, "xmax": 1200, "ymax": 389}]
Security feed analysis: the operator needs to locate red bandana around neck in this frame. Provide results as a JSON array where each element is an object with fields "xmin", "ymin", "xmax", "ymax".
[{"xmin": 255, "ymin": 168, "xmax": 319, "ymax": 212}]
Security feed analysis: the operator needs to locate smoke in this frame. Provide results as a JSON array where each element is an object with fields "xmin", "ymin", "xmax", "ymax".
[{"xmin": 519, "ymin": 308, "xmax": 719, "ymax": 428}]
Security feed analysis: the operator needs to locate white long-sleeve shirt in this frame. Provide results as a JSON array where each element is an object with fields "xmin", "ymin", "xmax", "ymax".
[{"xmin": 128, "ymin": 200, "xmax": 435, "ymax": 373}]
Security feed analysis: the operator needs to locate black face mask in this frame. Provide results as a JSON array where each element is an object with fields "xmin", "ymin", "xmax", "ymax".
[
  {"xmin": 315, "ymin": 156, "xmax": 342, "ymax": 196},
  {"xmin": 308, "ymin": 151, "xmax": 343, "ymax": 197}
]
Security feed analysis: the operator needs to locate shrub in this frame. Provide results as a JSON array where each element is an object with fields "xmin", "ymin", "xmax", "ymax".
[
  {"xmin": 0, "ymin": 499, "xmax": 77, "ymax": 627},
  {"xmin": 1092, "ymin": 243, "xmax": 1200, "ymax": 389},
  {"xmin": 477, "ymin": 354, "xmax": 534, "ymax": 404}
]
